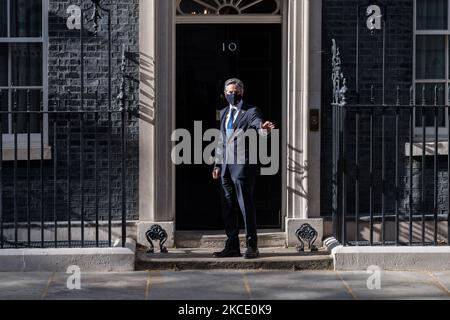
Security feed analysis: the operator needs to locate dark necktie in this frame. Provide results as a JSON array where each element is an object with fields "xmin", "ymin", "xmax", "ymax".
[{"xmin": 227, "ymin": 108, "xmax": 237, "ymax": 130}]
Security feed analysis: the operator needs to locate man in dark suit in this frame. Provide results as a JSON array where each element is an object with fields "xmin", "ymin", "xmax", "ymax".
[{"xmin": 212, "ymin": 78, "xmax": 275, "ymax": 259}]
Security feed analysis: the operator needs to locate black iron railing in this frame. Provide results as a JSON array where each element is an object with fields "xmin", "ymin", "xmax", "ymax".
[
  {"xmin": 0, "ymin": 0, "xmax": 138, "ymax": 249},
  {"xmin": 0, "ymin": 89, "xmax": 137, "ymax": 249},
  {"xmin": 332, "ymin": 40, "xmax": 450, "ymax": 246}
]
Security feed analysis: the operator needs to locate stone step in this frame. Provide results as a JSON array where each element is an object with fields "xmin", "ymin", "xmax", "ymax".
[
  {"xmin": 136, "ymin": 247, "xmax": 333, "ymax": 271},
  {"xmin": 174, "ymin": 230, "xmax": 287, "ymax": 249}
]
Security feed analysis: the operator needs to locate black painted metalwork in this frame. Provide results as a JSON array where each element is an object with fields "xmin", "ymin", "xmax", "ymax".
[
  {"xmin": 146, "ymin": 225, "xmax": 169, "ymax": 254},
  {"xmin": 332, "ymin": 39, "xmax": 450, "ymax": 247},
  {"xmin": 0, "ymin": 0, "xmax": 137, "ymax": 250},
  {"xmin": 295, "ymin": 224, "xmax": 318, "ymax": 252}
]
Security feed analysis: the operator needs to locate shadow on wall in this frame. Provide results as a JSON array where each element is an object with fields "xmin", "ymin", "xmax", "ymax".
[
  {"xmin": 139, "ymin": 52, "xmax": 155, "ymax": 126},
  {"xmin": 287, "ymin": 144, "xmax": 308, "ymax": 201}
]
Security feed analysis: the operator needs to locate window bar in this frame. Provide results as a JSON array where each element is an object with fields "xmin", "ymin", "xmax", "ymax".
[
  {"xmin": 355, "ymin": 100, "xmax": 360, "ymax": 245},
  {"xmin": 434, "ymin": 85, "xmax": 439, "ymax": 245},
  {"xmin": 370, "ymin": 86, "xmax": 375, "ymax": 245},
  {"xmin": 67, "ymin": 91, "xmax": 72, "ymax": 248},
  {"xmin": 26, "ymin": 90, "xmax": 31, "ymax": 248},
  {"xmin": 0, "ymin": 90, "xmax": 3, "ymax": 249},
  {"xmin": 6, "ymin": 0, "xmax": 9, "ymax": 38},
  {"xmin": 53, "ymin": 109, "xmax": 57, "ymax": 248},
  {"xmin": 95, "ymin": 91, "xmax": 99, "ymax": 247},
  {"xmin": 40, "ymin": 90, "xmax": 44, "ymax": 248},
  {"xmin": 13, "ymin": 89, "xmax": 17, "ymax": 248},
  {"xmin": 421, "ymin": 86, "xmax": 426, "ymax": 246}
]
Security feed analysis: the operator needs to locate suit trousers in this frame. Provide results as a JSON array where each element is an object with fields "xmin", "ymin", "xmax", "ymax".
[{"xmin": 220, "ymin": 166, "xmax": 258, "ymax": 249}]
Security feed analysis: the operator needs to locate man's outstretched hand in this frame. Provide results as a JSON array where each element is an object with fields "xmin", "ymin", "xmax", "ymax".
[
  {"xmin": 261, "ymin": 121, "xmax": 276, "ymax": 132},
  {"xmin": 212, "ymin": 167, "xmax": 220, "ymax": 180}
]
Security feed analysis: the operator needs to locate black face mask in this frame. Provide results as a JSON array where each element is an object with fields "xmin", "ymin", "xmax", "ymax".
[{"xmin": 225, "ymin": 93, "xmax": 242, "ymax": 106}]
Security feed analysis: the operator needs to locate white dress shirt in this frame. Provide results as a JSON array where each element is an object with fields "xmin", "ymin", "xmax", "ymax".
[
  {"xmin": 225, "ymin": 100, "xmax": 243, "ymax": 128},
  {"xmin": 224, "ymin": 100, "xmax": 269, "ymax": 137}
]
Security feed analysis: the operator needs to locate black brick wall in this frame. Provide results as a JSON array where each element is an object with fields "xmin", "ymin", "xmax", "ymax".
[
  {"xmin": 2, "ymin": 0, "xmax": 140, "ymax": 223},
  {"xmin": 321, "ymin": 0, "xmax": 449, "ymax": 218}
]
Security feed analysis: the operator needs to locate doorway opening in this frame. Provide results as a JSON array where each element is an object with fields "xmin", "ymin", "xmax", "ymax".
[{"xmin": 175, "ymin": 23, "xmax": 282, "ymax": 230}]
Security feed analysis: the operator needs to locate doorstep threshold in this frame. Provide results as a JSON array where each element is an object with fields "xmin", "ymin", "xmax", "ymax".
[
  {"xmin": 136, "ymin": 247, "xmax": 332, "ymax": 271},
  {"xmin": 174, "ymin": 230, "xmax": 287, "ymax": 249}
]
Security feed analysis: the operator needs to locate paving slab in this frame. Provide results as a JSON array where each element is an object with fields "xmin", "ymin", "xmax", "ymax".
[
  {"xmin": 428, "ymin": 271, "xmax": 450, "ymax": 296},
  {"xmin": 0, "ymin": 273, "xmax": 52, "ymax": 300},
  {"xmin": 337, "ymin": 271, "xmax": 450, "ymax": 300},
  {"xmin": 43, "ymin": 272, "xmax": 148, "ymax": 300},
  {"xmin": 147, "ymin": 271, "xmax": 249, "ymax": 300},
  {"xmin": 1, "ymin": 270, "xmax": 450, "ymax": 300},
  {"xmin": 244, "ymin": 271, "xmax": 353, "ymax": 300}
]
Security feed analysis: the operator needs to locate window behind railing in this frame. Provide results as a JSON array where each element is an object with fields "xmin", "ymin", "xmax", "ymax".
[
  {"xmin": 415, "ymin": 0, "xmax": 450, "ymax": 133},
  {"xmin": 0, "ymin": 0, "xmax": 47, "ymax": 147}
]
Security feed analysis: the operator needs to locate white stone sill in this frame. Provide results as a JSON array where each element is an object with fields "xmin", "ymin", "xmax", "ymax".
[
  {"xmin": 1, "ymin": 145, "xmax": 52, "ymax": 161},
  {"xmin": 405, "ymin": 140, "xmax": 449, "ymax": 157}
]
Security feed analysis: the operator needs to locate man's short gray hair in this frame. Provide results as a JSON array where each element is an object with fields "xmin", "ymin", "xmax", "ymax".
[{"xmin": 224, "ymin": 78, "xmax": 244, "ymax": 91}]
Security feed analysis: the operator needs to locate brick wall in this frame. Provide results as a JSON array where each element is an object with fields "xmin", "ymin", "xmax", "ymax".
[
  {"xmin": 2, "ymin": 0, "xmax": 140, "ymax": 224},
  {"xmin": 320, "ymin": 0, "xmax": 450, "ymax": 219}
]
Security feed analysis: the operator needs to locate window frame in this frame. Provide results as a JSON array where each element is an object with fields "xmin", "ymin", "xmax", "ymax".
[
  {"xmin": 0, "ymin": 0, "xmax": 48, "ymax": 149},
  {"xmin": 414, "ymin": 0, "xmax": 450, "ymax": 137}
]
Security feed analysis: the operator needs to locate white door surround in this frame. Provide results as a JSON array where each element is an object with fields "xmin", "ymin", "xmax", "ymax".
[{"xmin": 137, "ymin": 0, "xmax": 322, "ymax": 248}]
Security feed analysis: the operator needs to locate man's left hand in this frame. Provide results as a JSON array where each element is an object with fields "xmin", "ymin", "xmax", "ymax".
[{"xmin": 261, "ymin": 121, "xmax": 276, "ymax": 132}]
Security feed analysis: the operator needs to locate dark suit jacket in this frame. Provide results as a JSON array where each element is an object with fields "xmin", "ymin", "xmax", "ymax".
[{"xmin": 214, "ymin": 102, "xmax": 265, "ymax": 179}]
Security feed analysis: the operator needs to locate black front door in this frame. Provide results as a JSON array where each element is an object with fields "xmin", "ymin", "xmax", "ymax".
[{"xmin": 176, "ymin": 23, "xmax": 282, "ymax": 230}]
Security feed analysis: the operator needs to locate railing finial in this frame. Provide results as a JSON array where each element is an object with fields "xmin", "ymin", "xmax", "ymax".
[
  {"xmin": 332, "ymin": 39, "xmax": 347, "ymax": 107},
  {"xmin": 90, "ymin": 0, "xmax": 102, "ymax": 35},
  {"xmin": 117, "ymin": 45, "xmax": 127, "ymax": 111}
]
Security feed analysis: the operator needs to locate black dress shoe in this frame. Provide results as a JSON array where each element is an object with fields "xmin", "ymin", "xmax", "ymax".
[
  {"xmin": 244, "ymin": 247, "xmax": 260, "ymax": 259},
  {"xmin": 213, "ymin": 247, "xmax": 241, "ymax": 258}
]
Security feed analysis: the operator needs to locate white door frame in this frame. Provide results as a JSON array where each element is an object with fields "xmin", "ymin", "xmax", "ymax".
[
  {"xmin": 173, "ymin": 3, "xmax": 288, "ymax": 232},
  {"xmin": 138, "ymin": 0, "xmax": 322, "ymax": 246}
]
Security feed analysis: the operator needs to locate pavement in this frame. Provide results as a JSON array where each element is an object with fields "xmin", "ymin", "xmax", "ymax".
[{"xmin": 1, "ymin": 270, "xmax": 450, "ymax": 300}]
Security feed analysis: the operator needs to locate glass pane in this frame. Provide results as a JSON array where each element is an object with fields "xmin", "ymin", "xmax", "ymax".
[
  {"xmin": 11, "ymin": 43, "xmax": 42, "ymax": 86},
  {"xmin": 240, "ymin": 0, "xmax": 280, "ymax": 14},
  {"xmin": 13, "ymin": 89, "xmax": 40, "ymax": 134},
  {"xmin": 0, "ymin": 0, "xmax": 6, "ymax": 37},
  {"xmin": 178, "ymin": 0, "xmax": 217, "ymax": 15},
  {"xmin": 416, "ymin": 35, "xmax": 445, "ymax": 79},
  {"xmin": 417, "ymin": 0, "xmax": 448, "ymax": 30},
  {"xmin": 415, "ymin": 83, "xmax": 446, "ymax": 127},
  {"xmin": 177, "ymin": 0, "xmax": 280, "ymax": 15},
  {"xmin": 0, "ymin": 89, "xmax": 8, "ymax": 133},
  {"xmin": 10, "ymin": 0, "xmax": 42, "ymax": 37},
  {"xmin": 0, "ymin": 43, "xmax": 7, "ymax": 86}
]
